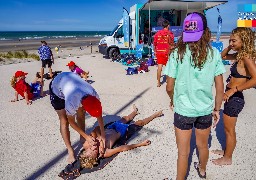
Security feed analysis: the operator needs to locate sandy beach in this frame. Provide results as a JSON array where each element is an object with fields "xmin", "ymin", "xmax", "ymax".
[{"xmin": 0, "ymin": 37, "xmax": 256, "ymax": 180}]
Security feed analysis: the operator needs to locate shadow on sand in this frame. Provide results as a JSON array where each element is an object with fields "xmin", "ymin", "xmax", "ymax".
[{"xmin": 25, "ymin": 88, "xmax": 151, "ymax": 179}]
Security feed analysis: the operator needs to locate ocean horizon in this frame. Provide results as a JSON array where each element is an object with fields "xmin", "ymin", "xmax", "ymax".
[
  {"xmin": 0, "ymin": 31, "xmax": 232, "ymax": 41},
  {"xmin": 0, "ymin": 31, "xmax": 111, "ymax": 41}
]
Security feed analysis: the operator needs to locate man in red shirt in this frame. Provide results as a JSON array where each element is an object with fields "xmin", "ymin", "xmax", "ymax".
[{"xmin": 153, "ymin": 20, "xmax": 174, "ymax": 87}]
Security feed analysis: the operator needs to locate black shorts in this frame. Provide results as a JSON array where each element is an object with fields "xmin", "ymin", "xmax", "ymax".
[
  {"xmin": 49, "ymin": 81, "xmax": 65, "ymax": 110},
  {"xmin": 174, "ymin": 113, "xmax": 212, "ymax": 130},
  {"xmin": 42, "ymin": 59, "xmax": 52, "ymax": 68},
  {"xmin": 223, "ymin": 87, "xmax": 245, "ymax": 117}
]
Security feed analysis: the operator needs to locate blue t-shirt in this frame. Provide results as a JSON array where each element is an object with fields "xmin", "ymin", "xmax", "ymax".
[
  {"xmin": 38, "ymin": 45, "xmax": 52, "ymax": 60},
  {"xmin": 164, "ymin": 46, "xmax": 226, "ymax": 117}
]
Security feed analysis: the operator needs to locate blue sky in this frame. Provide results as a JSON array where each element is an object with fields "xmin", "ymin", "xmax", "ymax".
[{"xmin": 0, "ymin": 0, "xmax": 255, "ymax": 32}]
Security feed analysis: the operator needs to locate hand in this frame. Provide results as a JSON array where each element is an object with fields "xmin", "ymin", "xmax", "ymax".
[
  {"xmin": 169, "ymin": 101, "xmax": 174, "ymax": 111},
  {"xmin": 141, "ymin": 140, "xmax": 151, "ymax": 146},
  {"xmin": 85, "ymin": 135, "xmax": 96, "ymax": 146},
  {"xmin": 223, "ymin": 88, "xmax": 236, "ymax": 102},
  {"xmin": 212, "ymin": 110, "xmax": 220, "ymax": 129},
  {"xmin": 26, "ymin": 100, "xmax": 32, "ymax": 105}
]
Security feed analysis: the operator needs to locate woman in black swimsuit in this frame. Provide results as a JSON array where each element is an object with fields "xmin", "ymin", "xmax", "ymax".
[{"xmin": 212, "ymin": 27, "xmax": 256, "ymax": 166}]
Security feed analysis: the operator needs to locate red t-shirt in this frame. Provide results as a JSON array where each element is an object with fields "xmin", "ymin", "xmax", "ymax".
[
  {"xmin": 153, "ymin": 29, "xmax": 174, "ymax": 55},
  {"xmin": 14, "ymin": 79, "xmax": 34, "ymax": 100}
]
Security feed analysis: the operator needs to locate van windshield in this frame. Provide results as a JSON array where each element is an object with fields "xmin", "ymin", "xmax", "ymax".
[{"xmin": 109, "ymin": 25, "xmax": 119, "ymax": 36}]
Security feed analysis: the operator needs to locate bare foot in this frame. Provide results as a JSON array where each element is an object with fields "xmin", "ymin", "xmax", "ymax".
[
  {"xmin": 211, "ymin": 149, "xmax": 224, "ymax": 156},
  {"xmin": 212, "ymin": 157, "xmax": 232, "ymax": 166},
  {"xmin": 141, "ymin": 140, "xmax": 151, "ymax": 146},
  {"xmin": 157, "ymin": 82, "xmax": 161, "ymax": 87},
  {"xmin": 133, "ymin": 104, "xmax": 139, "ymax": 115},
  {"xmin": 67, "ymin": 153, "xmax": 76, "ymax": 164}
]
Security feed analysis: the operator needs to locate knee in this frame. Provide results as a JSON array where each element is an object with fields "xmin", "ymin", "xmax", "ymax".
[
  {"xmin": 196, "ymin": 143, "xmax": 209, "ymax": 150},
  {"xmin": 134, "ymin": 120, "xmax": 143, "ymax": 126},
  {"xmin": 177, "ymin": 151, "xmax": 189, "ymax": 159},
  {"xmin": 224, "ymin": 126, "xmax": 236, "ymax": 136}
]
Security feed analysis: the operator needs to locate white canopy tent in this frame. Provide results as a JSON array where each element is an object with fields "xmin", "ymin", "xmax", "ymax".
[{"xmin": 142, "ymin": 0, "xmax": 227, "ymax": 11}]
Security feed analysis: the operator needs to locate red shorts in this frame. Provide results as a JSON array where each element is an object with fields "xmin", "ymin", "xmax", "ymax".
[{"xmin": 156, "ymin": 53, "xmax": 169, "ymax": 65}]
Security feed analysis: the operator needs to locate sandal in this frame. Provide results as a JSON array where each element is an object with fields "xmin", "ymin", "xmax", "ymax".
[{"xmin": 194, "ymin": 162, "xmax": 206, "ymax": 179}]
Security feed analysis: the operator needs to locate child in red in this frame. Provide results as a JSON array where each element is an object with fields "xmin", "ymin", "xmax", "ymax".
[
  {"xmin": 153, "ymin": 20, "xmax": 174, "ymax": 87},
  {"xmin": 10, "ymin": 71, "xmax": 42, "ymax": 105},
  {"xmin": 66, "ymin": 61, "xmax": 89, "ymax": 81}
]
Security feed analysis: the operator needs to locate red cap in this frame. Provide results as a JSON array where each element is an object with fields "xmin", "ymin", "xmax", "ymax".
[
  {"xmin": 15, "ymin": 71, "xmax": 28, "ymax": 78},
  {"xmin": 66, "ymin": 61, "xmax": 75, "ymax": 67},
  {"xmin": 81, "ymin": 95, "xmax": 102, "ymax": 117}
]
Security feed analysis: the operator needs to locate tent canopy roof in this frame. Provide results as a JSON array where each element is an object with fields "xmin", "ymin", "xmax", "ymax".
[{"xmin": 141, "ymin": 0, "xmax": 227, "ymax": 11}]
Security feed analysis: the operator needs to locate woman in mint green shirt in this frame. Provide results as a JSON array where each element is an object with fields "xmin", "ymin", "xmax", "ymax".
[{"xmin": 164, "ymin": 12, "xmax": 225, "ymax": 179}]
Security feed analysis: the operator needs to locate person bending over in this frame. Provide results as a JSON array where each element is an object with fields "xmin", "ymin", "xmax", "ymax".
[
  {"xmin": 50, "ymin": 72, "xmax": 105, "ymax": 163},
  {"xmin": 66, "ymin": 61, "xmax": 89, "ymax": 81}
]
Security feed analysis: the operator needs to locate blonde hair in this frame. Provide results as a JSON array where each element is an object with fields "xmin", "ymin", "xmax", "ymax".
[
  {"xmin": 232, "ymin": 27, "xmax": 256, "ymax": 61},
  {"xmin": 10, "ymin": 76, "xmax": 17, "ymax": 87},
  {"xmin": 79, "ymin": 149, "xmax": 98, "ymax": 169}
]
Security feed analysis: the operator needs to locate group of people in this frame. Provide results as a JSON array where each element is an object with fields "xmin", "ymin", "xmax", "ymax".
[
  {"xmin": 10, "ymin": 40, "xmax": 89, "ymax": 105},
  {"xmin": 164, "ymin": 12, "xmax": 256, "ymax": 179},
  {"xmin": 9, "ymin": 12, "xmax": 256, "ymax": 179}
]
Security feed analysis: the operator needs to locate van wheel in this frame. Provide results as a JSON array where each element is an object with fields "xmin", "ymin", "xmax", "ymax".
[{"xmin": 109, "ymin": 48, "xmax": 119, "ymax": 59}]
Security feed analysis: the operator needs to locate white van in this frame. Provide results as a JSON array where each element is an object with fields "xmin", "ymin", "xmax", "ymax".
[{"xmin": 98, "ymin": 0, "xmax": 227, "ymax": 58}]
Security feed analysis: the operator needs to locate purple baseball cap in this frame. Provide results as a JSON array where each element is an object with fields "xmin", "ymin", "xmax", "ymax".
[{"xmin": 183, "ymin": 12, "xmax": 205, "ymax": 42}]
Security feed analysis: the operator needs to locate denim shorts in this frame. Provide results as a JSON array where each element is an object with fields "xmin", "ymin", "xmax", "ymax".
[
  {"xmin": 223, "ymin": 87, "xmax": 245, "ymax": 117},
  {"xmin": 174, "ymin": 113, "xmax": 212, "ymax": 130}
]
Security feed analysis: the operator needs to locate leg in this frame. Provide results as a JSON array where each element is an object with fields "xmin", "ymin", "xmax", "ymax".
[
  {"xmin": 40, "ymin": 67, "xmax": 44, "ymax": 82},
  {"xmin": 175, "ymin": 127, "xmax": 192, "ymax": 180},
  {"xmin": 212, "ymin": 114, "xmax": 237, "ymax": 165},
  {"xmin": 157, "ymin": 64, "xmax": 163, "ymax": 87},
  {"xmin": 49, "ymin": 67, "xmax": 53, "ymax": 78},
  {"xmin": 56, "ymin": 109, "xmax": 75, "ymax": 164},
  {"xmin": 119, "ymin": 104, "xmax": 139, "ymax": 124},
  {"xmin": 195, "ymin": 127, "xmax": 211, "ymax": 176},
  {"xmin": 76, "ymin": 106, "xmax": 85, "ymax": 142},
  {"xmin": 134, "ymin": 110, "xmax": 163, "ymax": 127}
]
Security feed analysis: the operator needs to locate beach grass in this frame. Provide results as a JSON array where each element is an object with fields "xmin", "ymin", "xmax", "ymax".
[{"xmin": 0, "ymin": 50, "xmax": 40, "ymax": 61}]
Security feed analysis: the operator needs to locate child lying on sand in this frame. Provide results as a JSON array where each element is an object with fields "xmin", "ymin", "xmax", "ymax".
[{"xmin": 79, "ymin": 105, "xmax": 163, "ymax": 169}]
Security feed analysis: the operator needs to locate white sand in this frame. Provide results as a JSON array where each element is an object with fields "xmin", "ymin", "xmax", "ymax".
[{"xmin": 0, "ymin": 38, "xmax": 256, "ymax": 180}]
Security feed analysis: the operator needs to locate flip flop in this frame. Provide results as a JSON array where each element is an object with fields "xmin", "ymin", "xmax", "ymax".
[{"xmin": 194, "ymin": 162, "xmax": 206, "ymax": 179}]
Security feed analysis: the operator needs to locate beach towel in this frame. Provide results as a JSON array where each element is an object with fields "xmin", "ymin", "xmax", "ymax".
[{"xmin": 58, "ymin": 122, "xmax": 142, "ymax": 179}]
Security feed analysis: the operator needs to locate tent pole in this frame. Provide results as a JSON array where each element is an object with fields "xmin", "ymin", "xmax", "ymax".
[{"xmin": 148, "ymin": 1, "xmax": 151, "ymax": 58}]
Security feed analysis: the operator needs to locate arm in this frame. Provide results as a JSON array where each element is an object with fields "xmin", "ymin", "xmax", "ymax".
[
  {"xmin": 103, "ymin": 140, "xmax": 151, "ymax": 158},
  {"xmin": 221, "ymin": 46, "xmax": 236, "ymax": 60},
  {"xmin": 80, "ymin": 72, "xmax": 89, "ymax": 80},
  {"xmin": 96, "ymin": 116, "xmax": 106, "ymax": 148},
  {"xmin": 11, "ymin": 91, "xmax": 19, "ymax": 102},
  {"xmin": 67, "ymin": 115, "xmax": 95, "ymax": 144},
  {"xmin": 212, "ymin": 74, "xmax": 224, "ymax": 128},
  {"xmin": 166, "ymin": 76, "xmax": 175, "ymax": 110},
  {"xmin": 24, "ymin": 91, "xmax": 32, "ymax": 105},
  {"xmin": 50, "ymin": 50, "xmax": 54, "ymax": 64}
]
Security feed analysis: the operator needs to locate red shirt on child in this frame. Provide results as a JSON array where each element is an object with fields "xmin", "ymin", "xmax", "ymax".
[{"xmin": 14, "ymin": 79, "xmax": 34, "ymax": 100}]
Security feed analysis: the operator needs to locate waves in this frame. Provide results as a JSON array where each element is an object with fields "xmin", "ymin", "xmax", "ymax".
[{"xmin": 0, "ymin": 31, "xmax": 110, "ymax": 41}]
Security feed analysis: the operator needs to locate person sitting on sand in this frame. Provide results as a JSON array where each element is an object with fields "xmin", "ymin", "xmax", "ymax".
[
  {"xmin": 79, "ymin": 105, "xmax": 163, "ymax": 169},
  {"xmin": 10, "ymin": 70, "xmax": 43, "ymax": 105},
  {"xmin": 66, "ymin": 61, "xmax": 89, "ymax": 81}
]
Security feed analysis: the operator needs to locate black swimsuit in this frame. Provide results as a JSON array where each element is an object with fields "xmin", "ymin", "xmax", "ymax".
[
  {"xmin": 224, "ymin": 62, "xmax": 250, "ymax": 117},
  {"xmin": 227, "ymin": 62, "xmax": 251, "ymax": 83}
]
